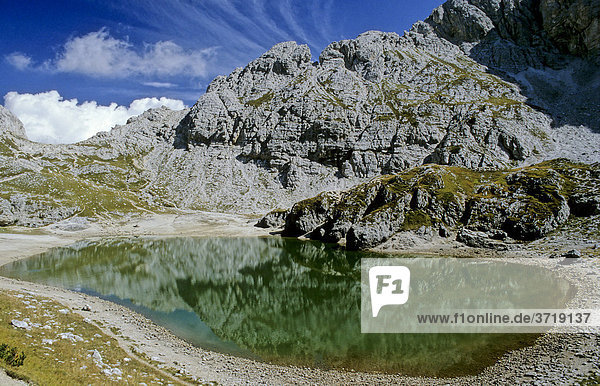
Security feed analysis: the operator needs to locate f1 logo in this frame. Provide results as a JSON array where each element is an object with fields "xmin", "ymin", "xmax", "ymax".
[{"xmin": 369, "ymin": 266, "xmax": 410, "ymax": 317}]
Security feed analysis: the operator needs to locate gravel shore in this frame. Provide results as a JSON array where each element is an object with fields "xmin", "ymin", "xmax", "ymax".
[{"xmin": 0, "ymin": 212, "xmax": 598, "ymax": 384}]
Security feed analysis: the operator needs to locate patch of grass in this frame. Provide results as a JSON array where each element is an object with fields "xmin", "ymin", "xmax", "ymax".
[
  {"xmin": 0, "ymin": 139, "xmax": 17, "ymax": 156},
  {"xmin": 374, "ymin": 113, "xmax": 396, "ymax": 122},
  {"xmin": 447, "ymin": 145, "xmax": 461, "ymax": 154},
  {"xmin": 1, "ymin": 170, "xmax": 154, "ymax": 219},
  {"xmin": 401, "ymin": 210, "xmax": 432, "ymax": 230},
  {"xmin": 0, "ymin": 290, "xmax": 186, "ymax": 385},
  {"xmin": 0, "ymin": 343, "xmax": 26, "ymax": 367},
  {"xmin": 246, "ymin": 91, "xmax": 274, "ymax": 107}
]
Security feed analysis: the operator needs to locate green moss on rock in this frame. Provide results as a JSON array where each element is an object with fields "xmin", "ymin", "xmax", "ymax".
[{"xmin": 282, "ymin": 159, "xmax": 599, "ymax": 249}]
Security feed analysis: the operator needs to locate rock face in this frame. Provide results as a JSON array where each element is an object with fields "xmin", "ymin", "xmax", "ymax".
[
  {"xmin": 541, "ymin": 0, "xmax": 600, "ymax": 57},
  {"xmin": 271, "ymin": 160, "xmax": 600, "ymax": 249},
  {"xmin": 0, "ymin": 105, "xmax": 362, "ymax": 226},
  {"xmin": 0, "ymin": 107, "xmax": 184, "ymax": 227},
  {"xmin": 1, "ymin": 0, "xmax": 600, "ymax": 228},
  {"xmin": 178, "ymin": 0, "xmax": 600, "ymax": 183},
  {"xmin": 426, "ymin": 0, "xmax": 600, "ymax": 132},
  {"xmin": 427, "ymin": 0, "xmax": 600, "ymax": 61},
  {"xmin": 0, "ymin": 105, "xmax": 27, "ymax": 140},
  {"xmin": 185, "ymin": 29, "xmax": 551, "ymax": 178}
]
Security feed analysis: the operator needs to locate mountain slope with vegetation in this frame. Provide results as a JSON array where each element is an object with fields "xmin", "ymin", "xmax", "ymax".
[
  {"xmin": 263, "ymin": 159, "xmax": 600, "ymax": 249},
  {"xmin": 1, "ymin": 0, "xmax": 599, "ymax": 236}
]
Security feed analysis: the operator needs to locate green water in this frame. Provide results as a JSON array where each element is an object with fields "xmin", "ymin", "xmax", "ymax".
[{"xmin": 0, "ymin": 237, "xmax": 572, "ymax": 376}]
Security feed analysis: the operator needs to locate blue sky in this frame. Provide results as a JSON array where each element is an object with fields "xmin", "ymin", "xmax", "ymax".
[{"xmin": 1, "ymin": 0, "xmax": 444, "ymax": 107}]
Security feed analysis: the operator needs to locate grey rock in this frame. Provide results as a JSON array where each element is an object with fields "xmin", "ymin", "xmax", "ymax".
[
  {"xmin": 456, "ymin": 228, "xmax": 500, "ymax": 249},
  {"xmin": 10, "ymin": 319, "xmax": 28, "ymax": 329},
  {"xmin": 51, "ymin": 217, "xmax": 91, "ymax": 232},
  {"xmin": 255, "ymin": 209, "xmax": 288, "ymax": 229},
  {"xmin": 0, "ymin": 198, "xmax": 17, "ymax": 226},
  {"xmin": 283, "ymin": 191, "xmax": 342, "ymax": 236},
  {"xmin": 558, "ymin": 256, "xmax": 581, "ymax": 265},
  {"xmin": 0, "ymin": 105, "xmax": 27, "ymax": 139},
  {"xmin": 540, "ymin": 0, "xmax": 600, "ymax": 57},
  {"xmin": 569, "ymin": 194, "xmax": 600, "ymax": 216},
  {"xmin": 439, "ymin": 224, "xmax": 451, "ymax": 237},
  {"xmin": 427, "ymin": 0, "xmax": 495, "ymax": 43},
  {"xmin": 183, "ymin": 28, "xmax": 556, "ymax": 177},
  {"xmin": 428, "ymin": 0, "xmax": 600, "ymax": 59},
  {"xmin": 0, "ymin": 193, "xmax": 79, "ymax": 228},
  {"xmin": 563, "ymin": 249, "xmax": 581, "ymax": 258},
  {"xmin": 346, "ymin": 201, "xmax": 406, "ymax": 250},
  {"xmin": 488, "ymin": 230, "xmax": 508, "ymax": 240},
  {"xmin": 308, "ymin": 178, "xmax": 404, "ymax": 244}
]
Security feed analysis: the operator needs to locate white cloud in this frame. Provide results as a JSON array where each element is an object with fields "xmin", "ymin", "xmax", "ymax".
[
  {"xmin": 6, "ymin": 28, "xmax": 214, "ymax": 79},
  {"xmin": 142, "ymin": 81, "xmax": 177, "ymax": 88},
  {"xmin": 4, "ymin": 90, "xmax": 185, "ymax": 144},
  {"xmin": 5, "ymin": 53, "xmax": 33, "ymax": 70}
]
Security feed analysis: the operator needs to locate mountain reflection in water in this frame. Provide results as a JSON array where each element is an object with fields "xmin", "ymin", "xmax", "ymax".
[{"xmin": 0, "ymin": 237, "xmax": 572, "ymax": 376}]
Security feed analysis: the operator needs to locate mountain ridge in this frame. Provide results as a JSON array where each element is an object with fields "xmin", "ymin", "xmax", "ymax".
[{"xmin": 1, "ymin": 0, "xmax": 599, "ymax": 237}]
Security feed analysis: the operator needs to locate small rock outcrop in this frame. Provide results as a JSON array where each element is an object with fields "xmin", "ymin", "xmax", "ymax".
[{"xmin": 269, "ymin": 160, "xmax": 600, "ymax": 249}]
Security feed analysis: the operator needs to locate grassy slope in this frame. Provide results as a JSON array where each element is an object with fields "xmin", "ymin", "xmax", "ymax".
[
  {"xmin": 0, "ymin": 138, "xmax": 163, "ymax": 224},
  {"xmin": 0, "ymin": 290, "xmax": 192, "ymax": 385}
]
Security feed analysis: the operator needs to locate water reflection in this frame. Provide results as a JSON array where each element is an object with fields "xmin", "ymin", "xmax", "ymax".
[{"xmin": 0, "ymin": 237, "xmax": 572, "ymax": 376}]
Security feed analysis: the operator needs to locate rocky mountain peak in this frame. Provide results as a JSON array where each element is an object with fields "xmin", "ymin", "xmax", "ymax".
[
  {"xmin": 206, "ymin": 41, "xmax": 311, "ymax": 96},
  {"xmin": 251, "ymin": 41, "xmax": 312, "ymax": 75},
  {"xmin": 319, "ymin": 31, "xmax": 402, "ymax": 82}
]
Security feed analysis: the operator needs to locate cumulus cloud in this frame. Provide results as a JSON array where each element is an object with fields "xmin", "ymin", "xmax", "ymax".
[
  {"xmin": 6, "ymin": 29, "xmax": 214, "ymax": 79},
  {"xmin": 4, "ymin": 90, "xmax": 185, "ymax": 144},
  {"xmin": 5, "ymin": 52, "xmax": 33, "ymax": 70}
]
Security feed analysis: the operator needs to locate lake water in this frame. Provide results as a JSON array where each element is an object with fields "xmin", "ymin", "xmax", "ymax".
[{"xmin": 0, "ymin": 237, "xmax": 573, "ymax": 376}]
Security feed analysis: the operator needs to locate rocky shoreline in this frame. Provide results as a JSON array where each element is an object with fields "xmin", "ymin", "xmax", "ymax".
[{"xmin": 0, "ymin": 212, "xmax": 598, "ymax": 385}]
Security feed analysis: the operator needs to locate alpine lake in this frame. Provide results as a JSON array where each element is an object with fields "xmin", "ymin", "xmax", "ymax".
[{"xmin": 0, "ymin": 237, "xmax": 574, "ymax": 377}]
